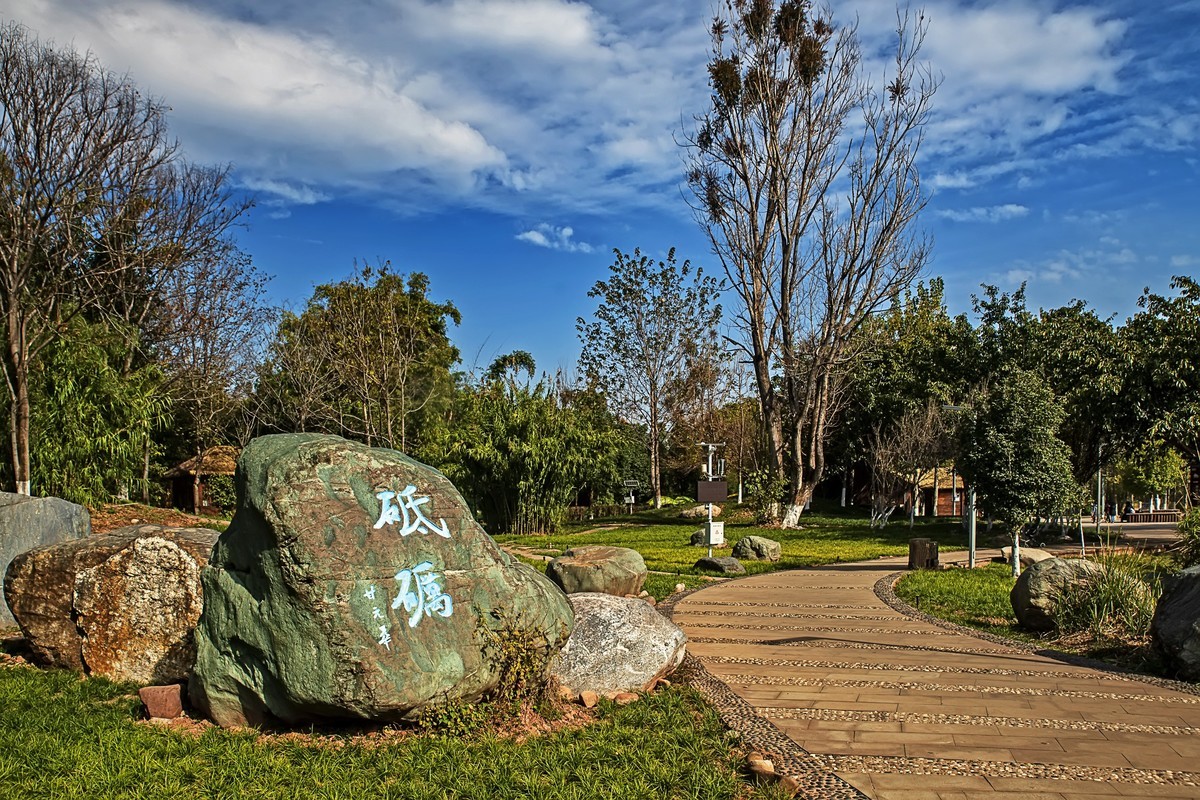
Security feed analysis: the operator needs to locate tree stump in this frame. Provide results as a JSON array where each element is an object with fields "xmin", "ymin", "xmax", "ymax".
[{"xmin": 908, "ymin": 538, "xmax": 939, "ymax": 570}]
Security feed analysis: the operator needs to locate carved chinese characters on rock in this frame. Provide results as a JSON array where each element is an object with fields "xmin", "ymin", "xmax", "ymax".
[
  {"xmin": 374, "ymin": 486, "xmax": 451, "ymax": 538},
  {"xmin": 366, "ymin": 484, "xmax": 455, "ymax": 649}
]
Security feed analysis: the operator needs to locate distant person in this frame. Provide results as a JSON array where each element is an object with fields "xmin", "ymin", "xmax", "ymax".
[{"xmin": 1122, "ymin": 501, "xmax": 1134, "ymax": 522}]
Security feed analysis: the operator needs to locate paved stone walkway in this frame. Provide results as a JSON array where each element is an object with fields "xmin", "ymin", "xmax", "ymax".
[{"xmin": 669, "ymin": 553, "xmax": 1200, "ymax": 800}]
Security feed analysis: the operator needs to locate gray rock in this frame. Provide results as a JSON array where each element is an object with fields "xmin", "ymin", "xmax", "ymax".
[
  {"xmin": 1010, "ymin": 557, "xmax": 1104, "ymax": 631},
  {"xmin": 1151, "ymin": 566, "xmax": 1200, "ymax": 681},
  {"xmin": 694, "ymin": 556, "xmax": 745, "ymax": 575},
  {"xmin": 546, "ymin": 545, "xmax": 647, "ymax": 596},
  {"xmin": 732, "ymin": 535, "xmax": 781, "ymax": 562},
  {"xmin": 679, "ymin": 504, "xmax": 722, "ymax": 519},
  {"xmin": 551, "ymin": 593, "xmax": 686, "ymax": 695},
  {"xmin": 1000, "ymin": 546, "xmax": 1055, "ymax": 568},
  {"xmin": 4, "ymin": 524, "xmax": 217, "ymax": 682},
  {"xmin": 689, "ymin": 529, "xmax": 706, "ymax": 547},
  {"xmin": 190, "ymin": 433, "xmax": 573, "ymax": 728},
  {"xmin": 0, "ymin": 492, "xmax": 90, "ymax": 625}
]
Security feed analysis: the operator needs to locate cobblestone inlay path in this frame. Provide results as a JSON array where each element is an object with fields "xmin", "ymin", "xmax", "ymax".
[{"xmin": 670, "ymin": 553, "xmax": 1200, "ymax": 800}]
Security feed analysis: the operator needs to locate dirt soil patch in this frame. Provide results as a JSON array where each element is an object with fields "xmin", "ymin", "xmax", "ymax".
[{"xmin": 89, "ymin": 503, "xmax": 227, "ymax": 535}]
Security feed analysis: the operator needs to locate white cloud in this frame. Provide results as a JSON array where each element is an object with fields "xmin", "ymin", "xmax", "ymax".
[
  {"xmin": 931, "ymin": 171, "xmax": 975, "ymax": 189},
  {"xmin": 1171, "ymin": 254, "xmax": 1200, "ymax": 268},
  {"xmin": 7, "ymin": 0, "xmax": 1188, "ymax": 227},
  {"xmin": 516, "ymin": 223, "xmax": 595, "ymax": 253},
  {"xmin": 241, "ymin": 178, "xmax": 329, "ymax": 206},
  {"xmin": 7, "ymin": 0, "xmax": 710, "ymax": 217},
  {"xmin": 999, "ymin": 240, "xmax": 1144, "ymax": 289},
  {"xmin": 938, "ymin": 204, "xmax": 1029, "ymax": 223}
]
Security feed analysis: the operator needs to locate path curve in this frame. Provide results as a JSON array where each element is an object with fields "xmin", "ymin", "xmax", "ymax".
[{"xmin": 668, "ymin": 553, "xmax": 1200, "ymax": 800}]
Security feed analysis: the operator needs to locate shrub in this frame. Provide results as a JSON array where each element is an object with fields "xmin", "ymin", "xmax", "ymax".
[
  {"xmin": 1052, "ymin": 552, "xmax": 1163, "ymax": 642},
  {"xmin": 1177, "ymin": 508, "xmax": 1200, "ymax": 567},
  {"xmin": 745, "ymin": 468, "xmax": 787, "ymax": 525},
  {"xmin": 204, "ymin": 474, "xmax": 237, "ymax": 510}
]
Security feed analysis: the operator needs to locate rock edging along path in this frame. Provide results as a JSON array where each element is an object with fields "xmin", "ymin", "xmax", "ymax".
[{"xmin": 665, "ymin": 553, "xmax": 1200, "ymax": 800}]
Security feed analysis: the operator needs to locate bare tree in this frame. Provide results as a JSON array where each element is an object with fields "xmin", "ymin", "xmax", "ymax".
[
  {"xmin": 577, "ymin": 247, "xmax": 722, "ymax": 508},
  {"xmin": 684, "ymin": 1, "xmax": 936, "ymax": 526},
  {"xmin": 0, "ymin": 23, "xmax": 251, "ymax": 495},
  {"xmin": 0, "ymin": 23, "xmax": 168, "ymax": 493}
]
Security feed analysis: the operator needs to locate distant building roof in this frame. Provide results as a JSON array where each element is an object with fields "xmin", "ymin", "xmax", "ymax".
[
  {"xmin": 916, "ymin": 466, "xmax": 964, "ymax": 490},
  {"xmin": 166, "ymin": 445, "xmax": 240, "ymax": 478}
]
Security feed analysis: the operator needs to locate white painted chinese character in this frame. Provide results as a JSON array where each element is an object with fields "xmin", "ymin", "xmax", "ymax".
[
  {"xmin": 378, "ymin": 625, "xmax": 392, "ymax": 650},
  {"xmin": 373, "ymin": 486, "xmax": 451, "ymax": 538},
  {"xmin": 372, "ymin": 607, "xmax": 383, "ymax": 620},
  {"xmin": 391, "ymin": 561, "xmax": 454, "ymax": 628},
  {"xmin": 364, "ymin": 584, "xmax": 377, "ymax": 601}
]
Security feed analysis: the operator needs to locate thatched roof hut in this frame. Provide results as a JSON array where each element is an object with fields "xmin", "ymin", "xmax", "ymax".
[
  {"xmin": 166, "ymin": 445, "xmax": 240, "ymax": 478},
  {"xmin": 165, "ymin": 445, "xmax": 240, "ymax": 514}
]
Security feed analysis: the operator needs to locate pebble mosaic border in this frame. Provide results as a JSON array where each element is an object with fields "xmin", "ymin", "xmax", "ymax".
[
  {"xmin": 809, "ymin": 754, "xmax": 1200, "ymax": 786},
  {"xmin": 759, "ymin": 706, "xmax": 1200, "ymax": 736},
  {"xmin": 715, "ymin": 673, "xmax": 1200, "ymax": 705}
]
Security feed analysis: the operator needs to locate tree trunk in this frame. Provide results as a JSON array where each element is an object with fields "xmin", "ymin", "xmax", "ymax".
[
  {"xmin": 13, "ymin": 377, "xmax": 30, "ymax": 495},
  {"xmin": 3, "ymin": 315, "xmax": 31, "ymax": 494}
]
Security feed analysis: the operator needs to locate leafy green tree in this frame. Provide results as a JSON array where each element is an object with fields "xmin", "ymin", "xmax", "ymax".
[
  {"xmin": 836, "ymin": 279, "xmax": 973, "ymax": 485},
  {"xmin": 25, "ymin": 316, "xmax": 166, "ymax": 505},
  {"xmin": 577, "ymin": 247, "xmax": 721, "ymax": 509},
  {"xmin": 956, "ymin": 368, "xmax": 1078, "ymax": 552},
  {"xmin": 683, "ymin": 1, "xmax": 936, "ymax": 526},
  {"xmin": 1113, "ymin": 443, "xmax": 1186, "ymax": 507},
  {"xmin": 257, "ymin": 265, "xmax": 460, "ymax": 459},
  {"xmin": 1120, "ymin": 276, "xmax": 1200, "ymax": 493},
  {"xmin": 438, "ymin": 365, "xmax": 622, "ymax": 534},
  {"xmin": 1028, "ymin": 301, "xmax": 1122, "ymax": 483}
]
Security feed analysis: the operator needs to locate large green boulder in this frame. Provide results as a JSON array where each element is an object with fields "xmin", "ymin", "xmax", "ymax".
[
  {"xmin": 190, "ymin": 434, "xmax": 573, "ymax": 728},
  {"xmin": 546, "ymin": 545, "xmax": 647, "ymax": 596}
]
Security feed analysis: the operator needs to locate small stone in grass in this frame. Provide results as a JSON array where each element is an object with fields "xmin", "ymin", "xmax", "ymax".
[
  {"xmin": 139, "ymin": 684, "xmax": 183, "ymax": 719},
  {"xmin": 675, "ymin": 583, "xmax": 685, "ymax": 593},
  {"xmin": 613, "ymin": 692, "xmax": 638, "ymax": 705},
  {"xmin": 579, "ymin": 690, "xmax": 599, "ymax": 708},
  {"xmin": 779, "ymin": 775, "xmax": 801, "ymax": 795}
]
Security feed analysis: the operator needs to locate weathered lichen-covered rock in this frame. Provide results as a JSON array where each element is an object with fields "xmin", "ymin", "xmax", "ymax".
[
  {"xmin": 551, "ymin": 593, "xmax": 686, "ymax": 695},
  {"xmin": 732, "ymin": 535, "xmax": 781, "ymax": 562},
  {"xmin": 679, "ymin": 504, "xmax": 722, "ymax": 519},
  {"xmin": 1010, "ymin": 557, "xmax": 1104, "ymax": 632},
  {"xmin": 0, "ymin": 492, "xmax": 90, "ymax": 625},
  {"xmin": 1000, "ymin": 546, "xmax": 1055, "ymax": 569},
  {"xmin": 74, "ymin": 528, "xmax": 217, "ymax": 684},
  {"xmin": 694, "ymin": 556, "xmax": 745, "ymax": 575},
  {"xmin": 190, "ymin": 433, "xmax": 574, "ymax": 728},
  {"xmin": 546, "ymin": 545, "xmax": 647, "ymax": 596},
  {"xmin": 3, "ymin": 524, "xmax": 216, "ymax": 682},
  {"xmin": 1151, "ymin": 566, "xmax": 1200, "ymax": 681}
]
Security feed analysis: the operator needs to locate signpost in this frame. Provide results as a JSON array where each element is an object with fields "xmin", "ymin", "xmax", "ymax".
[
  {"xmin": 698, "ymin": 442, "xmax": 726, "ymax": 558},
  {"xmin": 623, "ymin": 479, "xmax": 639, "ymax": 515}
]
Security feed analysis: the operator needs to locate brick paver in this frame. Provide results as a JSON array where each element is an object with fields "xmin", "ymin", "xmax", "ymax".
[{"xmin": 670, "ymin": 553, "xmax": 1200, "ymax": 800}]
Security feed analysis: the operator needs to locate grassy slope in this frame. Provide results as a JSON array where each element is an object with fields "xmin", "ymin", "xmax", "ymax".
[{"xmin": 498, "ymin": 501, "xmax": 970, "ymax": 578}]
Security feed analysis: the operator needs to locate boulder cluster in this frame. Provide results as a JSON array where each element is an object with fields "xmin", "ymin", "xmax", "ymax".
[{"xmin": 1, "ymin": 434, "xmax": 690, "ymax": 728}]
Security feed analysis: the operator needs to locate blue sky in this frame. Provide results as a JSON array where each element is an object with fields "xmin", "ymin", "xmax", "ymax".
[{"xmin": 11, "ymin": 0, "xmax": 1200, "ymax": 374}]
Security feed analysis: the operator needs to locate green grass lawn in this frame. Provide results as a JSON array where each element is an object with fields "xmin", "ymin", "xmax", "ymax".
[
  {"xmin": 893, "ymin": 563, "xmax": 1032, "ymax": 640},
  {"xmin": 498, "ymin": 501, "xmax": 970, "ymax": 580},
  {"xmin": 0, "ymin": 663, "xmax": 795, "ymax": 800},
  {"xmin": 0, "ymin": 501, "xmax": 973, "ymax": 799}
]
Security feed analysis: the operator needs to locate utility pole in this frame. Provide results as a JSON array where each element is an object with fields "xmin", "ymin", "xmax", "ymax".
[{"xmin": 699, "ymin": 442, "xmax": 726, "ymax": 558}]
